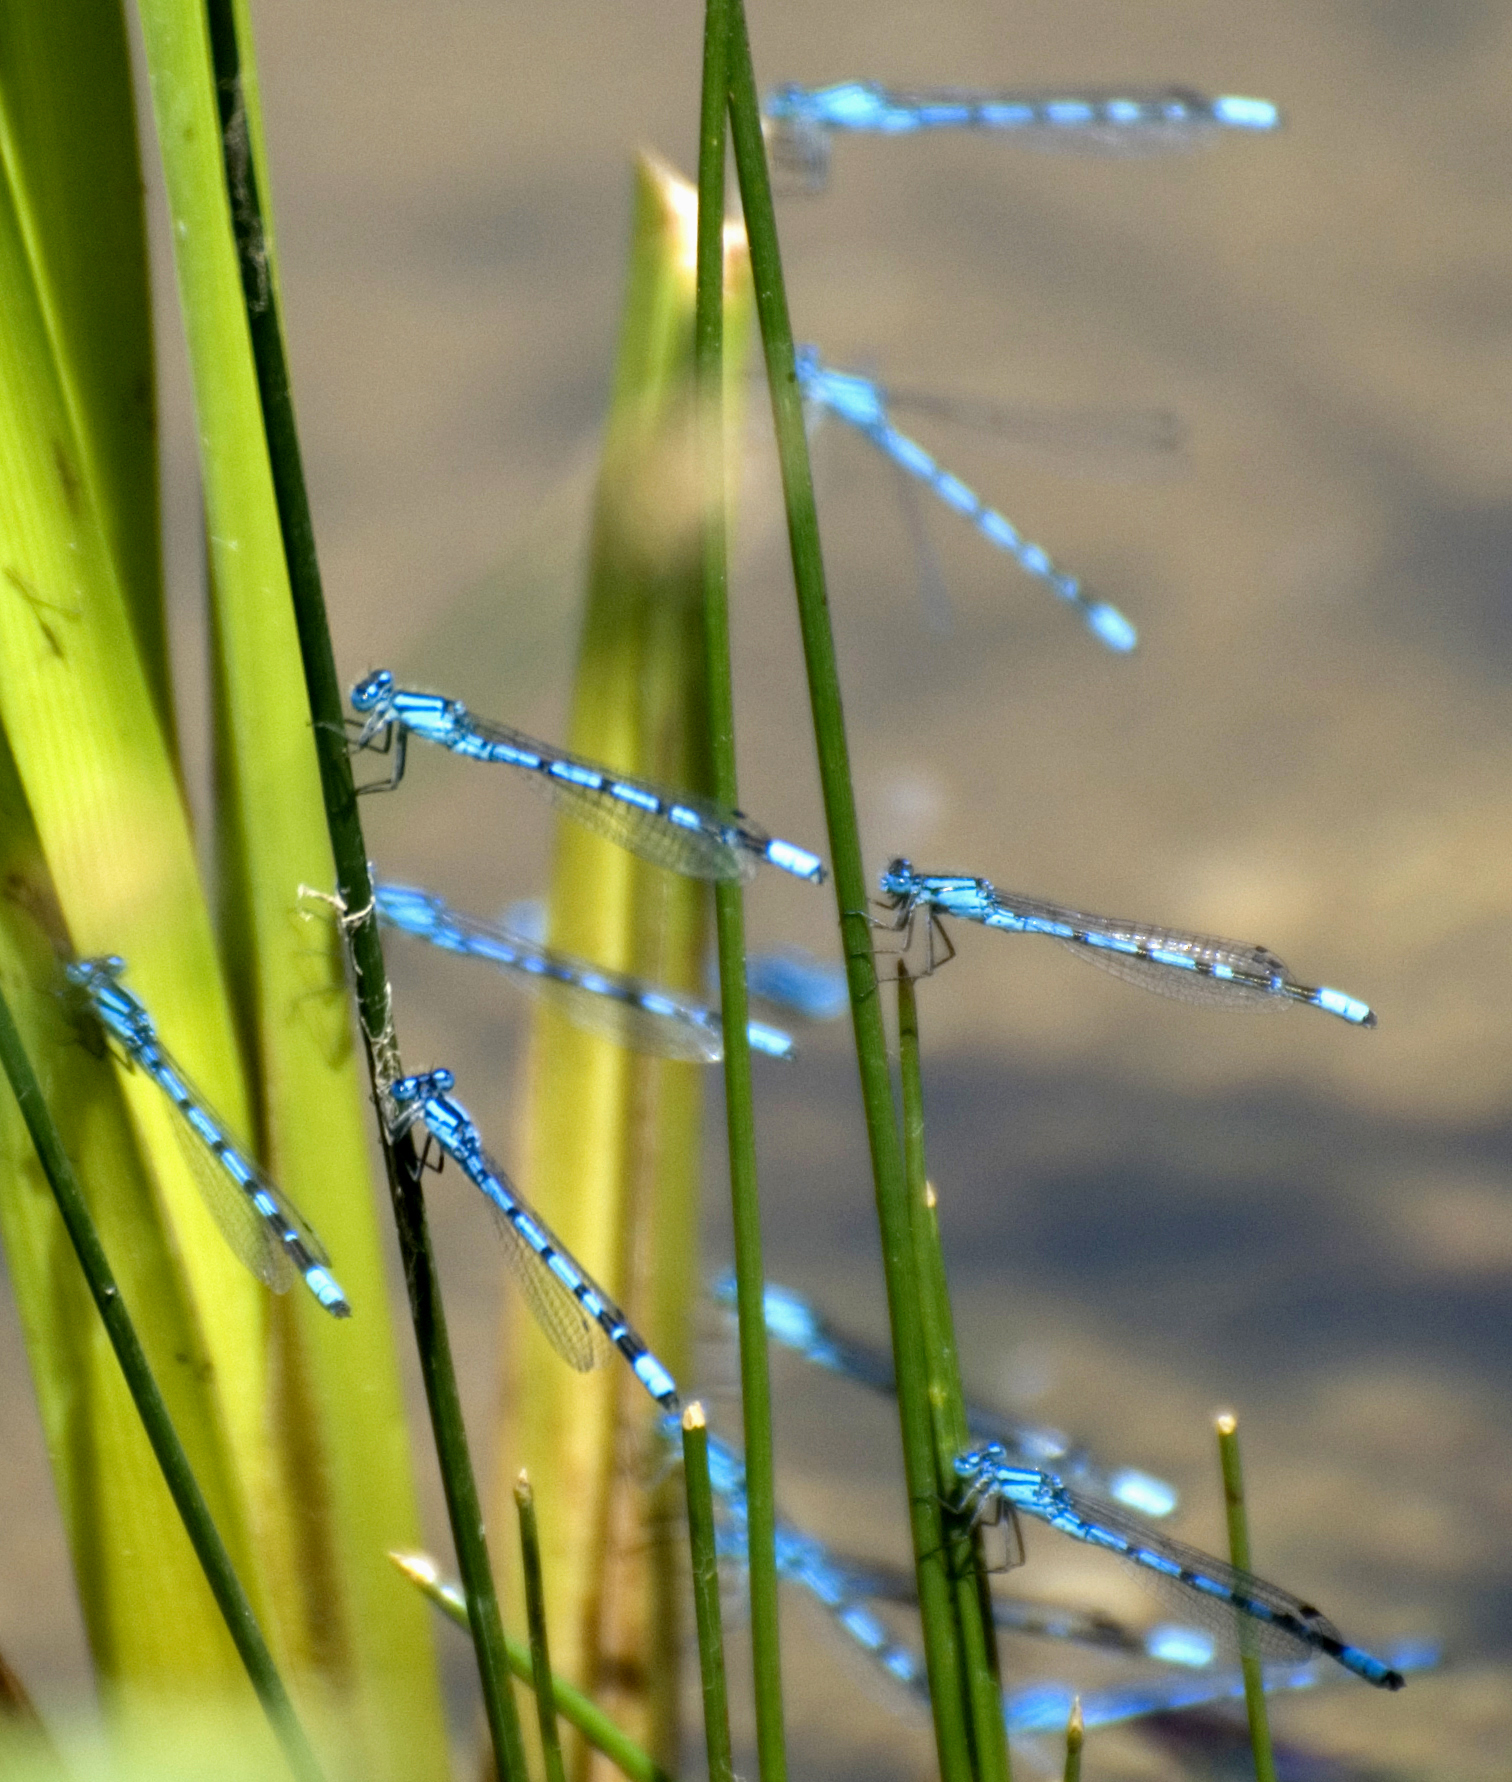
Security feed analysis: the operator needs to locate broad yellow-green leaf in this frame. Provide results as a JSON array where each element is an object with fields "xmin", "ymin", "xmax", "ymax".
[
  {"xmin": 0, "ymin": 0, "xmax": 292, "ymax": 1738},
  {"xmin": 0, "ymin": 5, "xmax": 446, "ymax": 1772},
  {"xmin": 0, "ymin": 0, "xmax": 169, "ymax": 738},
  {"xmin": 133, "ymin": 0, "xmax": 449, "ymax": 1772},
  {"xmin": 0, "ymin": 25, "xmax": 278, "ymax": 1690},
  {"xmin": 0, "ymin": 729, "xmax": 262, "ymax": 1729}
]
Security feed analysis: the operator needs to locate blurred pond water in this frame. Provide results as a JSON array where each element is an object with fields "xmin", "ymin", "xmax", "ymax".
[{"xmin": 3, "ymin": 1, "xmax": 1510, "ymax": 1774}]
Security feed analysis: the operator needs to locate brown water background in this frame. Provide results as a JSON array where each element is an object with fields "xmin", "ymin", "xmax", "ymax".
[{"xmin": 2, "ymin": 0, "xmax": 1511, "ymax": 1775}]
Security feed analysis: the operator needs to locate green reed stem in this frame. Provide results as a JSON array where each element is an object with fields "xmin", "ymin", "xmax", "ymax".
[
  {"xmin": 1217, "ymin": 1414, "xmax": 1278, "ymax": 1782},
  {"xmin": 723, "ymin": 22, "xmax": 971, "ymax": 1782},
  {"xmin": 200, "ymin": 6, "xmax": 526, "ymax": 1776},
  {"xmin": 514, "ymin": 1474, "xmax": 567, "ymax": 1782},
  {"xmin": 390, "ymin": 1553, "xmax": 675, "ymax": 1782},
  {"xmin": 696, "ymin": 5, "xmax": 786, "ymax": 1779},
  {"xmin": 1062, "ymin": 1698, "xmax": 1082, "ymax": 1782},
  {"xmin": 0, "ymin": 983, "xmax": 325, "ymax": 1782},
  {"xmin": 898, "ymin": 967, "xmax": 1012, "ymax": 1782},
  {"xmin": 681, "ymin": 1406, "xmax": 737, "ymax": 1782}
]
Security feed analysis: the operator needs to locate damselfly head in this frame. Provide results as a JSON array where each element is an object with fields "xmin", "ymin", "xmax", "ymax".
[
  {"xmin": 59, "ymin": 959, "xmax": 119, "ymax": 1057},
  {"xmin": 395, "ymin": 1069, "xmax": 453, "ymax": 1104},
  {"xmin": 957, "ymin": 1440, "xmax": 1008, "ymax": 1475},
  {"xmin": 878, "ymin": 858, "xmax": 917, "ymax": 901},
  {"xmin": 349, "ymin": 668, "xmax": 394, "ymax": 713},
  {"xmin": 65, "ymin": 955, "xmax": 127, "ymax": 990},
  {"xmin": 402, "ymin": 1067, "xmax": 455, "ymax": 1101}
]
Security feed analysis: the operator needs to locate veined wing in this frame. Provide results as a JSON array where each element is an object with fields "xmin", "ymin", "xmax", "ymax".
[
  {"xmin": 533, "ymin": 779, "xmax": 758, "ymax": 881},
  {"xmin": 148, "ymin": 1045, "xmax": 334, "ymax": 1293},
  {"xmin": 378, "ymin": 888, "xmax": 729, "ymax": 1060},
  {"xmin": 993, "ymin": 888, "xmax": 1296, "ymax": 1012},
  {"xmin": 463, "ymin": 715, "xmax": 760, "ymax": 882},
  {"xmin": 453, "ymin": 1139, "xmax": 611, "ymax": 1373},
  {"xmin": 517, "ymin": 970, "xmax": 791, "ymax": 1061},
  {"xmin": 1048, "ymin": 1486, "xmax": 1387, "ymax": 1677},
  {"xmin": 456, "ymin": 918, "xmax": 727, "ymax": 1061},
  {"xmin": 520, "ymin": 970, "xmax": 724, "ymax": 1062},
  {"xmin": 1064, "ymin": 938, "xmax": 1293, "ymax": 1013}
]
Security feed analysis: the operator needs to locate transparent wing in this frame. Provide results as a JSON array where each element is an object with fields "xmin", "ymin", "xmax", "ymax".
[
  {"xmin": 379, "ymin": 889, "xmax": 727, "ymax": 1060},
  {"xmin": 1053, "ymin": 1488, "xmax": 1332, "ymax": 1666},
  {"xmin": 997, "ymin": 892, "xmax": 1294, "ymax": 1012},
  {"xmin": 764, "ymin": 117, "xmax": 832, "ymax": 190},
  {"xmin": 887, "ymin": 453, "xmax": 955, "ymax": 634},
  {"xmin": 978, "ymin": 1502, "xmax": 1027, "ymax": 1573},
  {"xmin": 506, "ymin": 765, "xmax": 756, "ymax": 882},
  {"xmin": 1059, "ymin": 939, "xmax": 1292, "ymax": 1011},
  {"xmin": 518, "ymin": 971, "xmax": 724, "ymax": 1062},
  {"xmin": 492, "ymin": 1207, "xmax": 608, "ymax": 1372},
  {"xmin": 465, "ymin": 715, "xmax": 754, "ymax": 879},
  {"xmin": 883, "ymin": 386, "xmax": 1186, "ymax": 475},
  {"xmin": 466, "ymin": 1150, "xmax": 611, "ymax": 1373},
  {"xmin": 154, "ymin": 1056, "xmax": 332, "ymax": 1293},
  {"xmin": 168, "ymin": 1113, "xmax": 297, "ymax": 1292}
]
